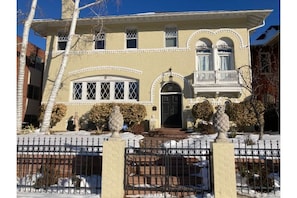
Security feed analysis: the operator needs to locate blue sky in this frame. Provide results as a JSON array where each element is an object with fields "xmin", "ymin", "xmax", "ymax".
[{"xmin": 16, "ymin": 0, "xmax": 280, "ymax": 50}]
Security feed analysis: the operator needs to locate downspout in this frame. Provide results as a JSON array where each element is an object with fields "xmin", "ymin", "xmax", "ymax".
[
  {"xmin": 247, "ymin": 20, "xmax": 266, "ymax": 65},
  {"xmin": 247, "ymin": 20, "xmax": 266, "ymax": 84}
]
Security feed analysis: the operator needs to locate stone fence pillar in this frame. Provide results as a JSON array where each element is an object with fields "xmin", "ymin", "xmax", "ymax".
[
  {"xmin": 101, "ymin": 138, "xmax": 125, "ymax": 198},
  {"xmin": 211, "ymin": 142, "xmax": 237, "ymax": 198}
]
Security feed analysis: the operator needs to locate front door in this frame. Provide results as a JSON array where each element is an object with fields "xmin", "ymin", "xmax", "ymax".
[{"xmin": 161, "ymin": 94, "xmax": 182, "ymax": 128}]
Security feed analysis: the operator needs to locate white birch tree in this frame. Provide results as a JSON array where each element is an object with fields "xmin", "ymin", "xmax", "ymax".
[
  {"xmin": 17, "ymin": 0, "xmax": 38, "ymax": 134},
  {"xmin": 40, "ymin": 0, "xmax": 105, "ymax": 134}
]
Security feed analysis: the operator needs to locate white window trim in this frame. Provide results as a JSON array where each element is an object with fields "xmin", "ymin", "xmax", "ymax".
[
  {"xmin": 214, "ymin": 45, "xmax": 234, "ymax": 71},
  {"xmin": 196, "ymin": 46, "xmax": 213, "ymax": 71},
  {"xmin": 57, "ymin": 32, "xmax": 68, "ymax": 51},
  {"xmin": 125, "ymin": 28, "xmax": 138, "ymax": 49},
  {"xmin": 164, "ymin": 26, "xmax": 178, "ymax": 48},
  {"xmin": 94, "ymin": 31, "xmax": 106, "ymax": 50}
]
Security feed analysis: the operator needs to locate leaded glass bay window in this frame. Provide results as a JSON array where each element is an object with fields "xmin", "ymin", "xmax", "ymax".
[
  {"xmin": 87, "ymin": 82, "xmax": 96, "ymax": 100},
  {"xmin": 100, "ymin": 82, "xmax": 110, "ymax": 100},
  {"xmin": 115, "ymin": 82, "xmax": 124, "ymax": 100},
  {"xmin": 129, "ymin": 82, "xmax": 138, "ymax": 100},
  {"xmin": 73, "ymin": 82, "xmax": 82, "ymax": 100},
  {"xmin": 71, "ymin": 76, "xmax": 138, "ymax": 102}
]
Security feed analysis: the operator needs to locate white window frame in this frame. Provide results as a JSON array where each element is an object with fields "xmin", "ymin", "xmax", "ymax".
[
  {"xmin": 57, "ymin": 32, "xmax": 68, "ymax": 51},
  {"xmin": 126, "ymin": 28, "xmax": 138, "ymax": 49},
  {"xmin": 71, "ymin": 76, "xmax": 139, "ymax": 102},
  {"xmin": 94, "ymin": 31, "xmax": 105, "ymax": 50},
  {"xmin": 196, "ymin": 39, "xmax": 213, "ymax": 71},
  {"xmin": 215, "ymin": 40, "xmax": 234, "ymax": 71}
]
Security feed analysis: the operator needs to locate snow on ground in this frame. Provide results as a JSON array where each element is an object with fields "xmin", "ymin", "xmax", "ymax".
[{"xmin": 17, "ymin": 130, "xmax": 280, "ymax": 198}]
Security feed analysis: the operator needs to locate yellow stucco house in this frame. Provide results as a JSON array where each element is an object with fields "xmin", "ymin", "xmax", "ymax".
[{"xmin": 31, "ymin": 0, "xmax": 272, "ymax": 131}]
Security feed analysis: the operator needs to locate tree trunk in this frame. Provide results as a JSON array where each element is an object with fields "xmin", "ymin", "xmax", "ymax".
[
  {"xmin": 40, "ymin": 0, "xmax": 80, "ymax": 134},
  {"xmin": 17, "ymin": 0, "xmax": 38, "ymax": 134},
  {"xmin": 40, "ymin": 0, "xmax": 105, "ymax": 134}
]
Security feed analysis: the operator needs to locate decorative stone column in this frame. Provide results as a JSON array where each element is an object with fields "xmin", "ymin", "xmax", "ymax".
[
  {"xmin": 211, "ymin": 105, "xmax": 236, "ymax": 198},
  {"xmin": 101, "ymin": 105, "xmax": 125, "ymax": 198},
  {"xmin": 108, "ymin": 106, "xmax": 124, "ymax": 139},
  {"xmin": 213, "ymin": 105, "xmax": 229, "ymax": 142}
]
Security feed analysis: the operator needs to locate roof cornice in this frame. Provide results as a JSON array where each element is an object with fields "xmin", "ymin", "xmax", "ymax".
[{"xmin": 31, "ymin": 9, "xmax": 273, "ymax": 36}]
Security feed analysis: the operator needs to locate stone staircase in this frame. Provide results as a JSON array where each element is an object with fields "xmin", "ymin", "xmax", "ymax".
[{"xmin": 125, "ymin": 153, "xmax": 206, "ymax": 197}]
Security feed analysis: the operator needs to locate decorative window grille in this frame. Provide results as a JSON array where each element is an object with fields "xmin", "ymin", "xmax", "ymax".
[
  {"xmin": 73, "ymin": 82, "xmax": 82, "ymax": 100},
  {"xmin": 100, "ymin": 82, "xmax": 110, "ymax": 100},
  {"xmin": 129, "ymin": 82, "xmax": 138, "ymax": 99},
  {"xmin": 58, "ymin": 32, "xmax": 68, "ymax": 50},
  {"xmin": 87, "ymin": 82, "xmax": 96, "ymax": 100},
  {"xmin": 115, "ymin": 82, "xmax": 125, "ymax": 99},
  {"xmin": 126, "ymin": 29, "xmax": 137, "ymax": 48},
  {"xmin": 94, "ymin": 31, "xmax": 105, "ymax": 49},
  {"xmin": 71, "ymin": 77, "xmax": 138, "ymax": 101},
  {"xmin": 260, "ymin": 52, "xmax": 271, "ymax": 73},
  {"xmin": 165, "ymin": 27, "xmax": 178, "ymax": 47}
]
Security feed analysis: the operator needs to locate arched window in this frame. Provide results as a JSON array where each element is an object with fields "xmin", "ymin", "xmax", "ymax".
[
  {"xmin": 161, "ymin": 82, "xmax": 181, "ymax": 93},
  {"xmin": 196, "ymin": 39, "xmax": 213, "ymax": 71},
  {"xmin": 216, "ymin": 38, "xmax": 234, "ymax": 70}
]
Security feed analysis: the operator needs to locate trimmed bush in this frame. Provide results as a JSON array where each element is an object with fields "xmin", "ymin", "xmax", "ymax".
[
  {"xmin": 225, "ymin": 100, "xmax": 265, "ymax": 131},
  {"xmin": 87, "ymin": 103, "xmax": 147, "ymax": 132},
  {"xmin": 191, "ymin": 100, "xmax": 214, "ymax": 121}
]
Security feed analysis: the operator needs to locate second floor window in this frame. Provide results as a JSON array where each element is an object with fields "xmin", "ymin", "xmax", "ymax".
[
  {"xmin": 58, "ymin": 32, "xmax": 68, "ymax": 50},
  {"xmin": 94, "ymin": 31, "xmax": 105, "ymax": 49},
  {"xmin": 260, "ymin": 52, "xmax": 271, "ymax": 73},
  {"xmin": 126, "ymin": 29, "xmax": 137, "ymax": 49},
  {"xmin": 27, "ymin": 84, "xmax": 40, "ymax": 100},
  {"xmin": 165, "ymin": 27, "xmax": 178, "ymax": 47},
  {"xmin": 196, "ymin": 39, "xmax": 213, "ymax": 71},
  {"xmin": 216, "ymin": 38, "xmax": 234, "ymax": 71}
]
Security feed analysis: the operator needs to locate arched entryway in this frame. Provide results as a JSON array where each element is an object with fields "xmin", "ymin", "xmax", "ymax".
[{"xmin": 161, "ymin": 82, "xmax": 182, "ymax": 128}]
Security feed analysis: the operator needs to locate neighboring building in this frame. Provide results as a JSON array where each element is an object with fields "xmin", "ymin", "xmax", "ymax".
[
  {"xmin": 17, "ymin": 36, "xmax": 45, "ymax": 127},
  {"xmin": 30, "ymin": 0, "xmax": 272, "ymax": 131},
  {"xmin": 251, "ymin": 25, "xmax": 280, "ymax": 131}
]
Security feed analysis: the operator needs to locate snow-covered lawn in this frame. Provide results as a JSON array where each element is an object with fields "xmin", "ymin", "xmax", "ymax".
[{"xmin": 17, "ymin": 130, "xmax": 280, "ymax": 198}]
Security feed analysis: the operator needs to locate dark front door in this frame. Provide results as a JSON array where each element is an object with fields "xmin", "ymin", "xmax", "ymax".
[{"xmin": 161, "ymin": 94, "xmax": 182, "ymax": 128}]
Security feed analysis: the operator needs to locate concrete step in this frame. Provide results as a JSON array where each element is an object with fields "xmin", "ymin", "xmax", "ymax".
[{"xmin": 127, "ymin": 174, "xmax": 203, "ymax": 186}]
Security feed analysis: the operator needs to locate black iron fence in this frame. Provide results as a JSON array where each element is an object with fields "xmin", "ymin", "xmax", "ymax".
[
  {"xmin": 124, "ymin": 139, "xmax": 212, "ymax": 197},
  {"xmin": 16, "ymin": 135, "xmax": 280, "ymax": 197},
  {"xmin": 17, "ymin": 136, "xmax": 105, "ymax": 195},
  {"xmin": 232, "ymin": 139, "xmax": 280, "ymax": 196}
]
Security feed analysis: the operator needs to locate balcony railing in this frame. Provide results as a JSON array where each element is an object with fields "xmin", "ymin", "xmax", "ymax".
[{"xmin": 193, "ymin": 70, "xmax": 241, "ymax": 85}]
